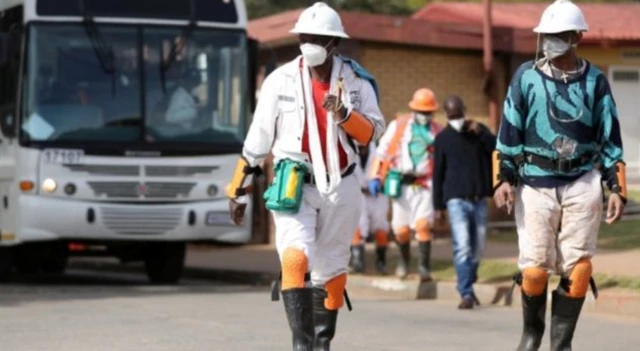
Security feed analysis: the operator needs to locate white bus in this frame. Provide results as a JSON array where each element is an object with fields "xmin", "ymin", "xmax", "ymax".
[{"xmin": 0, "ymin": 0, "xmax": 258, "ymax": 283}]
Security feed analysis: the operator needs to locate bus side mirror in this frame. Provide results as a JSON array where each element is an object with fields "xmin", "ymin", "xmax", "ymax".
[
  {"xmin": 0, "ymin": 104, "xmax": 17, "ymax": 139},
  {"xmin": 247, "ymin": 37, "xmax": 259, "ymax": 113},
  {"xmin": 0, "ymin": 33, "xmax": 8, "ymax": 67}
]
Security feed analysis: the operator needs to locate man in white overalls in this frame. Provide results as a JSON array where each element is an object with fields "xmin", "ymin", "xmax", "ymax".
[
  {"xmin": 350, "ymin": 142, "xmax": 390, "ymax": 275},
  {"xmin": 225, "ymin": 3, "xmax": 385, "ymax": 350}
]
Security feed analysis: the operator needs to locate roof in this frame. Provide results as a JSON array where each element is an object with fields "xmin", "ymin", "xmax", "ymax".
[
  {"xmin": 248, "ymin": 8, "xmax": 535, "ymax": 53},
  {"xmin": 412, "ymin": 2, "xmax": 640, "ymax": 42}
]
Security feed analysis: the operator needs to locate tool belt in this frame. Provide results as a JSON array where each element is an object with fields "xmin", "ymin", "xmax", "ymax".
[
  {"xmin": 521, "ymin": 153, "xmax": 593, "ymax": 173},
  {"xmin": 303, "ymin": 163, "xmax": 356, "ymax": 185}
]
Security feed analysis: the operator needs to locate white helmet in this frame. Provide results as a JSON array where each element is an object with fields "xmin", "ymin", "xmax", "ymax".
[
  {"xmin": 533, "ymin": 0, "xmax": 588, "ymax": 34},
  {"xmin": 290, "ymin": 2, "xmax": 349, "ymax": 38}
]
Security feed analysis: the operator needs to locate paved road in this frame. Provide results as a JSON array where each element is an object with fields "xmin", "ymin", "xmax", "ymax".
[{"xmin": 1, "ymin": 269, "xmax": 639, "ymax": 351}]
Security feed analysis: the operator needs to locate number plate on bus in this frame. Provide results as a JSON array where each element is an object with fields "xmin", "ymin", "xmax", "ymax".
[{"xmin": 42, "ymin": 149, "xmax": 85, "ymax": 165}]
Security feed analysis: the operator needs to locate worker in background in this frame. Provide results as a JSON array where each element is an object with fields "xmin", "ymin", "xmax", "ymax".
[
  {"xmin": 225, "ymin": 3, "xmax": 385, "ymax": 350},
  {"xmin": 432, "ymin": 95, "xmax": 496, "ymax": 310},
  {"xmin": 369, "ymin": 88, "xmax": 441, "ymax": 281},
  {"xmin": 493, "ymin": 1, "xmax": 625, "ymax": 350},
  {"xmin": 350, "ymin": 142, "xmax": 390, "ymax": 275}
]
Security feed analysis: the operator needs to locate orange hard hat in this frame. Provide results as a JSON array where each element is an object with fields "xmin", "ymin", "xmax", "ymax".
[{"xmin": 408, "ymin": 88, "xmax": 439, "ymax": 112}]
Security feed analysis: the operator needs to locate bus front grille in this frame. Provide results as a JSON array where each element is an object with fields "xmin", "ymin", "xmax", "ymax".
[
  {"xmin": 65, "ymin": 165, "xmax": 140, "ymax": 176},
  {"xmin": 144, "ymin": 166, "xmax": 218, "ymax": 177},
  {"xmin": 87, "ymin": 182, "xmax": 196, "ymax": 198},
  {"xmin": 100, "ymin": 207, "xmax": 184, "ymax": 235}
]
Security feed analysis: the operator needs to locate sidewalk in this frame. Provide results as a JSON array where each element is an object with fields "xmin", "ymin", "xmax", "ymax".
[
  {"xmin": 181, "ymin": 239, "xmax": 640, "ymax": 319},
  {"xmin": 187, "ymin": 239, "xmax": 640, "ymax": 279}
]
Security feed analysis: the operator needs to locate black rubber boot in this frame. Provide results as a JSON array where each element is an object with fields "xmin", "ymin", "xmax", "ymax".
[
  {"xmin": 349, "ymin": 245, "xmax": 365, "ymax": 274},
  {"xmin": 516, "ymin": 291, "xmax": 547, "ymax": 351},
  {"xmin": 282, "ymin": 288, "xmax": 315, "ymax": 351},
  {"xmin": 550, "ymin": 291, "xmax": 585, "ymax": 351},
  {"xmin": 418, "ymin": 241, "xmax": 432, "ymax": 282},
  {"xmin": 395, "ymin": 242, "xmax": 411, "ymax": 279},
  {"xmin": 312, "ymin": 288, "xmax": 338, "ymax": 351},
  {"xmin": 375, "ymin": 246, "xmax": 387, "ymax": 275}
]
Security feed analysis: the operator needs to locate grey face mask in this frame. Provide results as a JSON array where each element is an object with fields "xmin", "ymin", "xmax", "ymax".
[{"xmin": 542, "ymin": 36, "xmax": 573, "ymax": 60}]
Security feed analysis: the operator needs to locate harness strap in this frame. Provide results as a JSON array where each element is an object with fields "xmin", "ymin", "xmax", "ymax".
[
  {"xmin": 511, "ymin": 272, "xmax": 598, "ymax": 299},
  {"xmin": 270, "ymin": 271, "xmax": 353, "ymax": 311}
]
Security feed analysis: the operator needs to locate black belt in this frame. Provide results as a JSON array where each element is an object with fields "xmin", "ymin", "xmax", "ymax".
[
  {"xmin": 524, "ymin": 153, "xmax": 593, "ymax": 173},
  {"xmin": 303, "ymin": 163, "xmax": 356, "ymax": 185}
]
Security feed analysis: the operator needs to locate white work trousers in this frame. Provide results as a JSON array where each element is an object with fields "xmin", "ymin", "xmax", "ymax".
[
  {"xmin": 391, "ymin": 183, "xmax": 434, "ymax": 230},
  {"xmin": 273, "ymin": 174, "xmax": 362, "ymax": 286},
  {"xmin": 358, "ymin": 194, "xmax": 390, "ymax": 238},
  {"xmin": 515, "ymin": 170, "xmax": 603, "ymax": 276}
]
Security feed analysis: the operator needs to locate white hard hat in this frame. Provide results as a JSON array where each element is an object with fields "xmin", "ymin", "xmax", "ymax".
[
  {"xmin": 533, "ymin": 0, "xmax": 588, "ymax": 34},
  {"xmin": 290, "ymin": 2, "xmax": 349, "ymax": 38}
]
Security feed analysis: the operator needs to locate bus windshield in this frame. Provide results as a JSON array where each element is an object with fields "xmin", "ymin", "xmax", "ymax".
[{"xmin": 21, "ymin": 23, "xmax": 247, "ymax": 147}]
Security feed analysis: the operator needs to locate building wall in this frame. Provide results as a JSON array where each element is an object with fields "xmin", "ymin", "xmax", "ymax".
[
  {"xmin": 359, "ymin": 42, "xmax": 495, "ymax": 126},
  {"xmin": 578, "ymin": 46, "xmax": 640, "ymax": 72}
]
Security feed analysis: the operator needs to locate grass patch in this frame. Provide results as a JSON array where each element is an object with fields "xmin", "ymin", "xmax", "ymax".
[
  {"xmin": 488, "ymin": 219, "xmax": 640, "ymax": 251},
  {"xmin": 359, "ymin": 254, "xmax": 518, "ymax": 284},
  {"xmin": 357, "ymin": 252, "xmax": 640, "ymax": 293},
  {"xmin": 627, "ymin": 189, "xmax": 640, "ymax": 204}
]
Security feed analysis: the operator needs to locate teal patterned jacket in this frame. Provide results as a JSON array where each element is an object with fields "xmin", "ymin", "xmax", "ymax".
[{"xmin": 496, "ymin": 60, "xmax": 624, "ymax": 188}]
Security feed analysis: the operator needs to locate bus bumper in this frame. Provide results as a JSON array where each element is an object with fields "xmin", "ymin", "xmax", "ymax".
[{"xmin": 2, "ymin": 195, "xmax": 252, "ymax": 246}]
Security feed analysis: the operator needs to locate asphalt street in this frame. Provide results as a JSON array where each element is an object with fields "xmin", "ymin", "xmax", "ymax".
[{"xmin": 0, "ymin": 268, "xmax": 638, "ymax": 351}]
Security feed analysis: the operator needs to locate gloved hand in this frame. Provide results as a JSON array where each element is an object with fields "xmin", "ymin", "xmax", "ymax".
[{"xmin": 368, "ymin": 179, "xmax": 382, "ymax": 197}]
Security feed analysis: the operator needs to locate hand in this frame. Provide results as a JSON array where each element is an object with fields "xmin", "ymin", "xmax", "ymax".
[
  {"xmin": 493, "ymin": 182, "xmax": 516, "ymax": 214},
  {"xmin": 605, "ymin": 193, "xmax": 625, "ymax": 225},
  {"xmin": 434, "ymin": 210, "xmax": 445, "ymax": 224},
  {"xmin": 323, "ymin": 94, "xmax": 347, "ymax": 120},
  {"xmin": 229, "ymin": 199, "xmax": 247, "ymax": 225},
  {"xmin": 368, "ymin": 179, "xmax": 381, "ymax": 197}
]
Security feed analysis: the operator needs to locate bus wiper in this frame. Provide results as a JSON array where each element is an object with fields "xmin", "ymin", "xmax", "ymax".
[
  {"xmin": 160, "ymin": 0, "xmax": 197, "ymax": 93},
  {"xmin": 78, "ymin": 0, "xmax": 116, "ymax": 97}
]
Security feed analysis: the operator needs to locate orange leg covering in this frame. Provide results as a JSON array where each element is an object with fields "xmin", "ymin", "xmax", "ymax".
[
  {"xmin": 375, "ymin": 229, "xmax": 389, "ymax": 247},
  {"xmin": 415, "ymin": 218, "xmax": 431, "ymax": 242},
  {"xmin": 566, "ymin": 258, "xmax": 593, "ymax": 298},
  {"xmin": 281, "ymin": 247, "xmax": 308, "ymax": 290},
  {"xmin": 324, "ymin": 273, "xmax": 347, "ymax": 310},
  {"xmin": 394, "ymin": 226, "xmax": 411, "ymax": 244},
  {"xmin": 522, "ymin": 267, "xmax": 549, "ymax": 297},
  {"xmin": 351, "ymin": 229, "xmax": 363, "ymax": 246}
]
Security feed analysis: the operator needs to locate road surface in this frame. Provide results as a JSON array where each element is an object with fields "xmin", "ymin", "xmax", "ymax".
[{"xmin": 0, "ymin": 267, "xmax": 638, "ymax": 351}]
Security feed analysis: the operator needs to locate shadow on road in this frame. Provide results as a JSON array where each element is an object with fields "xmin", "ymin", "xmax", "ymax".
[{"xmin": 0, "ymin": 264, "xmax": 269, "ymax": 308}]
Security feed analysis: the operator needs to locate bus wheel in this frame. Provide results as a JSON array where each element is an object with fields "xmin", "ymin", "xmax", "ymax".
[
  {"xmin": 0, "ymin": 247, "xmax": 11, "ymax": 283},
  {"xmin": 13, "ymin": 244, "xmax": 43, "ymax": 275},
  {"xmin": 144, "ymin": 243, "xmax": 186, "ymax": 284},
  {"xmin": 42, "ymin": 242, "xmax": 69, "ymax": 275}
]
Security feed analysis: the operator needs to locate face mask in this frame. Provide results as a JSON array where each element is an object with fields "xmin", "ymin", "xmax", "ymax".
[
  {"xmin": 542, "ymin": 36, "xmax": 573, "ymax": 60},
  {"xmin": 449, "ymin": 118, "xmax": 465, "ymax": 132},
  {"xmin": 300, "ymin": 43, "xmax": 331, "ymax": 67},
  {"xmin": 414, "ymin": 112, "xmax": 433, "ymax": 125}
]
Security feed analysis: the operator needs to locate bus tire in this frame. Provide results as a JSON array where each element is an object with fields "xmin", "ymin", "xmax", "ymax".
[
  {"xmin": 144, "ymin": 242, "xmax": 186, "ymax": 284},
  {"xmin": 42, "ymin": 245, "xmax": 68, "ymax": 275},
  {"xmin": 0, "ymin": 247, "xmax": 11, "ymax": 283}
]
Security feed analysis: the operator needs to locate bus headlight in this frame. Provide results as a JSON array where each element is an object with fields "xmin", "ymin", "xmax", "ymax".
[{"xmin": 42, "ymin": 178, "xmax": 57, "ymax": 193}]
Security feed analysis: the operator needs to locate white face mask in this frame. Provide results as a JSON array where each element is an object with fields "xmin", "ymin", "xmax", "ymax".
[
  {"xmin": 449, "ymin": 118, "xmax": 465, "ymax": 132},
  {"xmin": 414, "ymin": 112, "xmax": 433, "ymax": 125},
  {"xmin": 300, "ymin": 43, "xmax": 330, "ymax": 67},
  {"xmin": 542, "ymin": 36, "xmax": 573, "ymax": 60}
]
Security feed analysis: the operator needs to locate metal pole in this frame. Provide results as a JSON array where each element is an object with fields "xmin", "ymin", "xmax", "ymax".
[{"xmin": 482, "ymin": 0, "xmax": 499, "ymax": 133}]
